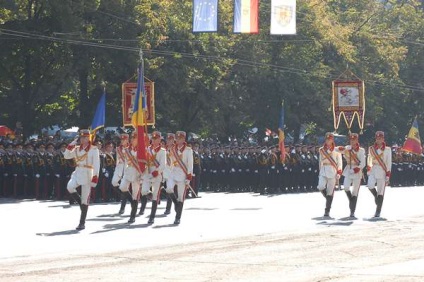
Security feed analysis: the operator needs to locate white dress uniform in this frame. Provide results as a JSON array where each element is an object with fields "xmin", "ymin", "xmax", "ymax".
[
  {"xmin": 64, "ymin": 129, "xmax": 100, "ymax": 230},
  {"xmin": 141, "ymin": 145, "xmax": 166, "ymax": 200},
  {"xmin": 317, "ymin": 146, "xmax": 343, "ymax": 196},
  {"xmin": 167, "ymin": 143, "xmax": 194, "ymax": 202},
  {"xmin": 339, "ymin": 145, "xmax": 366, "ymax": 196},
  {"xmin": 119, "ymin": 146, "xmax": 141, "ymax": 200},
  {"xmin": 64, "ymin": 142, "xmax": 100, "ymax": 205}
]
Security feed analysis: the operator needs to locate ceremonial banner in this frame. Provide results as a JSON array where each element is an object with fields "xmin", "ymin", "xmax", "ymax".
[
  {"xmin": 193, "ymin": 0, "xmax": 218, "ymax": 33},
  {"xmin": 332, "ymin": 80, "xmax": 365, "ymax": 132},
  {"xmin": 402, "ymin": 117, "xmax": 422, "ymax": 155},
  {"xmin": 233, "ymin": 0, "xmax": 259, "ymax": 34},
  {"xmin": 122, "ymin": 81, "xmax": 155, "ymax": 126},
  {"xmin": 270, "ymin": 0, "xmax": 296, "ymax": 35}
]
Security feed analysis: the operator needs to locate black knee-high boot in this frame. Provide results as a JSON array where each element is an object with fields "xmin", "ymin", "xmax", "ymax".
[
  {"xmin": 350, "ymin": 196, "xmax": 358, "ymax": 217},
  {"xmin": 174, "ymin": 201, "xmax": 184, "ymax": 224},
  {"xmin": 70, "ymin": 192, "xmax": 81, "ymax": 206},
  {"xmin": 138, "ymin": 195, "xmax": 147, "ymax": 215},
  {"xmin": 169, "ymin": 193, "xmax": 178, "ymax": 212},
  {"xmin": 345, "ymin": 190, "xmax": 353, "ymax": 201},
  {"xmin": 128, "ymin": 200, "xmax": 138, "ymax": 223},
  {"xmin": 164, "ymin": 194, "xmax": 172, "ymax": 215},
  {"xmin": 320, "ymin": 190, "xmax": 326, "ymax": 198},
  {"xmin": 369, "ymin": 188, "xmax": 378, "ymax": 204},
  {"xmin": 119, "ymin": 191, "xmax": 130, "ymax": 214},
  {"xmin": 148, "ymin": 200, "xmax": 158, "ymax": 224},
  {"xmin": 324, "ymin": 195, "xmax": 333, "ymax": 217},
  {"xmin": 374, "ymin": 195, "xmax": 384, "ymax": 217},
  {"xmin": 76, "ymin": 204, "xmax": 88, "ymax": 230}
]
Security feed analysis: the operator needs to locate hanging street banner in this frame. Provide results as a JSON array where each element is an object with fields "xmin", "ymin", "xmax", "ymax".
[
  {"xmin": 122, "ymin": 81, "xmax": 155, "ymax": 126},
  {"xmin": 332, "ymin": 80, "xmax": 365, "ymax": 133}
]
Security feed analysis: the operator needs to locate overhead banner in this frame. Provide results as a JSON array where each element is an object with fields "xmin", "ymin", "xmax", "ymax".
[
  {"xmin": 270, "ymin": 0, "xmax": 296, "ymax": 35},
  {"xmin": 122, "ymin": 82, "xmax": 155, "ymax": 126},
  {"xmin": 332, "ymin": 80, "xmax": 365, "ymax": 133},
  {"xmin": 193, "ymin": 0, "xmax": 219, "ymax": 33}
]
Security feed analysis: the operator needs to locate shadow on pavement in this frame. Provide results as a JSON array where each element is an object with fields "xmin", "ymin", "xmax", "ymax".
[
  {"xmin": 152, "ymin": 224, "xmax": 179, "ymax": 229},
  {"xmin": 363, "ymin": 217, "xmax": 387, "ymax": 222},
  {"xmin": 185, "ymin": 207, "xmax": 218, "ymax": 211},
  {"xmin": 36, "ymin": 230, "xmax": 80, "ymax": 236},
  {"xmin": 316, "ymin": 221, "xmax": 354, "ymax": 226},
  {"xmin": 230, "ymin": 208, "xmax": 262, "ymax": 211}
]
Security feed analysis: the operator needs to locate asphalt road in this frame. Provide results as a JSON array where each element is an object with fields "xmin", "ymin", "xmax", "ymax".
[{"xmin": 1, "ymin": 186, "xmax": 424, "ymax": 281}]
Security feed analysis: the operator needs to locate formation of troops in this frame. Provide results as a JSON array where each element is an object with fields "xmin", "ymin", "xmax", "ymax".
[{"xmin": 1, "ymin": 128, "xmax": 424, "ymax": 229}]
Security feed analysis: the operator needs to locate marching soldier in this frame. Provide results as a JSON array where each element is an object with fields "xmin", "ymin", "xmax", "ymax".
[
  {"xmin": 140, "ymin": 131, "xmax": 166, "ymax": 224},
  {"xmin": 367, "ymin": 131, "xmax": 392, "ymax": 218},
  {"xmin": 166, "ymin": 131, "xmax": 193, "ymax": 224},
  {"xmin": 113, "ymin": 134, "xmax": 130, "ymax": 214},
  {"xmin": 336, "ymin": 133, "xmax": 366, "ymax": 218},
  {"xmin": 163, "ymin": 133, "xmax": 176, "ymax": 215},
  {"xmin": 64, "ymin": 129, "xmax": 100, "ymax": 230},
  {"xmin": 119, "ymin": 132, "xmax": 142, "ymax": 223},
  {"xmin": 317, "ymin": 132, "xmax": 343, "ymax": 217}
]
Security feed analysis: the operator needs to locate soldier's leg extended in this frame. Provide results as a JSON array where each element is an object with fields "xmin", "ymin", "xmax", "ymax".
[
  {"xmin": 317, "ymin": 175, "xmax": 328, "ymax": 198},
  {"xmin": 374, "ymin": 179, "xmax": 386, "ymax": 217},
  {"xmin": 138, "ymin": 180, "xmax": 150, "ymax": 216},
  {"xmin": 324, "ymin": 178, "xmax": 336, "ymax": 217},
  {"xmin": 148, "ymin": 180, "xmax": 161, "ymax": 224},
  {"xmin": 67, "ymin": 177, "xmax": 82, "ymax": 206},
  {"xmin": 349, "ymin": 178, "xmax": 361, "ymax": 217},
  {"xmin": 128, "ymin": 179, "xmax": 141, "ymax": 223},
  {"xmin": 343, "ymin": 177, "xmax": 353, "ymax": 216},
  {"xmin": 174, "ymin": 181, "xmax": 187, "ymax": 225},
  {"xmin": 76, "ymin": 184, "xmax": 91, "ymax": 230},
  {"xmin": 118, "ymin": 179, "xmax": 132, "ymax": 215},
  {"xmin": 367, "ymin": 174, "xmax": 378, "ymax": 204},
  {"xmin": 165, "ymin": 178, "xmax": 178, "ymax": 213},
  {"xmin": 163, "ymin": 181, "xmax": 172, "ymax": 215}
]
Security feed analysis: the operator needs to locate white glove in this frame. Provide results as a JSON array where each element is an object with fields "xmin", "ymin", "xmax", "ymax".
[
  {"xmin": 13, "ymin": 174, "xmax": 17, "ymax": 177},
  {"xmin": 3, "ymin": 173, "xmax": 8, "ymax": 177},
  {"xmin": 336, "ymin": 174, "xmax": 341, "ymax": 180},
  {"xmin": 102, "ymin": 168, "xmax": 106, "ymax": 173},
  {"xmin": 385, "ymin": 176, "xmax": 390, "ymax": 184},
  {"xmin": 185, "ymin": 179, "xmax": 190, "ymax": 185},
  {"xmin": 55, "ymin": 174, "xmax": 60, "ymax": 178},
  {"xmin": 36, "ymin": 174, "xmax": 40, "ymax": 178},
  {"xmin": 104, "ymin": 172, "xmax": 109, "ymax": 178}
]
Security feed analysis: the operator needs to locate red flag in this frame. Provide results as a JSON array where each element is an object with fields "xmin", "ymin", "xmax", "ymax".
[{"xmin": 132, "ymin": 64, "xmax": 147, "ymax": 172}]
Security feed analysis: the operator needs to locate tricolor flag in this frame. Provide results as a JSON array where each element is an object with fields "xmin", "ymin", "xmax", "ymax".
[
  {"xmin": 270, "ymin": 0, "xmax": 296, "ymax": 35},
  {"xmin": 401, "ymin": 117, "xmax": 422, "ymax": 155},
  {"xmin": 90, "ymin": 88, "xmax": 106, "ymax": 142},
  {"xmin": 278, "ymin": 101, "xmax": 286, "ymax": 162},
  {"xmin": 132, "ymin": 64, "xmax": 148, "ymax": 172},
  {"xmin": 233, "ymin": 0, "xmax": 259, "ymax": 34},
  {"xmin": 193, "ymin": 0, "xmax": 218, "ymax": 33}
]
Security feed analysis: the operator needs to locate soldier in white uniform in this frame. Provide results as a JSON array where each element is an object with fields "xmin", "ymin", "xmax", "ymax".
[
  {"xmin": 163, "ymin": 133, "xmax": 176, "ymax": 215},
  {"xmin": 166, "ymin": 131, "xmax": 193, "ymax": 224},
  {"xmin": 64, "ymin": 129, "xmax": 100, "ymax": 230},
  {"xmin": 119, "ymin": 132, "xmax": 142, "ymax": 223},
  {"xmin": 367, "ymin": 131, "xmax": 392, "ymax": 217},
  {"xmin": 112, "ymin": 134, "xmax": 130, "ymax": 214},
  {"xmin": 317, "ymin": 132, "xmax": 343, "ymax": 217},
  {"xmin": 138, "ymin": 131, "xmax": 166, "ymax": 224},
  {"xmin": 336, "ymin": 133, "xmax": 366, "ymax": 218}
]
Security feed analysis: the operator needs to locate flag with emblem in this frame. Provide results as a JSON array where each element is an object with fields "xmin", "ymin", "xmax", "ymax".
[
  {"xmin": 132, "ymin": 64, "xmax": 147, "ymax": 172},
  {"xmin": 233, "ymin": 0, "xmax": 259, "ymax": 34},
  {"xmin": 90, "ymin": 88, "xmax": 106, "ymax": 142},
  {"xmin": 402, "ymin": 117, "xmax": 422, "ymax": 155},
  {"xmin": 270, "ymin": 0, "xmax": 296, "ymax": 35},
  {"xmin": 193, "ymin": 0, "xmax": 218, "ymax": 32},
  {"xmin": 278, "ymin": 101, "xmax": 286, "ymax": 162}
]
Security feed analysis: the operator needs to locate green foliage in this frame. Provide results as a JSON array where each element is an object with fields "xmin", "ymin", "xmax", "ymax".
[{"xmin": 0, "ymin": 0, "xmax": 423, "ymax": 144}]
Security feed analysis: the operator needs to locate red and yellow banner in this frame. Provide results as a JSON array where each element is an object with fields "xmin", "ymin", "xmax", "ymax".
[{"xmin": 122, "ymin": 82, "xmax": 155, "ymax": 126}]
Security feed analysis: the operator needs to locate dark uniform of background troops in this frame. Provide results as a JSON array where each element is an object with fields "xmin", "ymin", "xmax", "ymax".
[{"xmin": 1, "ymin": 139, "xmax": 424, "ymax": 200}]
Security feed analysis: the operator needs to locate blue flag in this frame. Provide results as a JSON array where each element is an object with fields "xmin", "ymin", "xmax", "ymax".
[
  {"xmin": 278, "ymin": 101, "xmax": 285, "ymax": 162},
  {"xmin": 193, "ymin": 0, "xmax": 218, "ymax": 33},
  {"xmin": 91, "ymin": 90, "xmax": 106, "ymax": 131}
]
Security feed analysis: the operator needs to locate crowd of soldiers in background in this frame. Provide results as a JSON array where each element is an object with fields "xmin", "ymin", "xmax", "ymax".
[{"xmin": 0, "ymin": 133, "xmax": 423, "ymax": 200}]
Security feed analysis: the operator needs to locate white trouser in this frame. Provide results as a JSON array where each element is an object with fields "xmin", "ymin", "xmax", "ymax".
[
  {"xmin": 67, "ymin": 180, "xmax": 91, "ymax": 205},
  {"xmin": 141, "ymin": 179, "xmax": 162, "ymax": 201},
  {"xmin": 119, "ymin": 178, "xmax": 141, "ymax": 200},
  {"xmin": 317, "ymin": 175, "xmax": 336, "ymax": 196},
  {"xmin": 343, "ymin": 177, "xmax": 361, "ymax": 196},
  {"xmin": 166, "ymin": 178, "xmax": 187, "ymax": 202},
  {"xmin": 367, "ymin": 174, "xmax": 386, "ymax": 195},
  {"xmin": 111, "ymin": 171, "xmax": 122, "ymax": 187}
]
